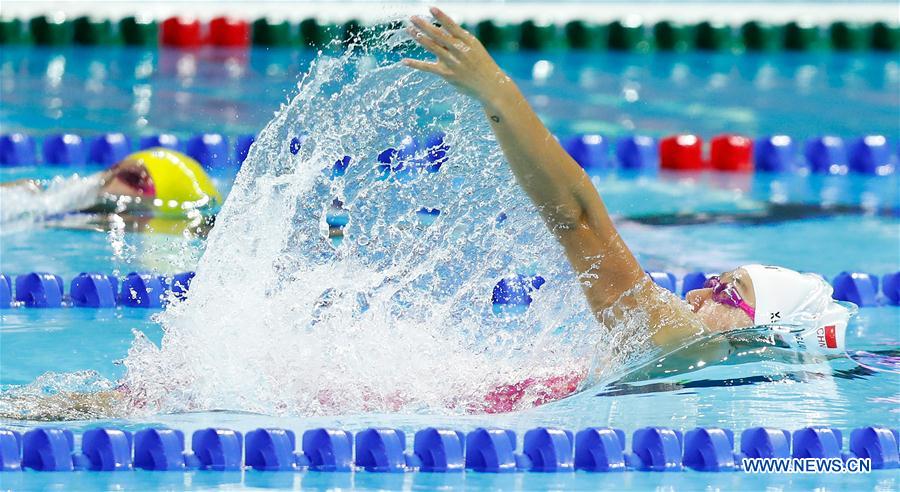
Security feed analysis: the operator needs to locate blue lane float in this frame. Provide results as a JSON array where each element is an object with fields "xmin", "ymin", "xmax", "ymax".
[
  {"xmin": 682, "ymin": 427, "xmax": 737, "ymax": 472},
  {"xmin": 755, "ymin": 135, "xmax": 801, "ymax": 172},
  {"xmin": 192, "ymin": 428, "xmax": 243, "ymax": 471},
  {"xmin": 235, "ymin": 134, "xmax": 256, "ymax": 163},
  {"xmin": 491, "ymin": 274, "xmax": 545, "ymax": 315},
  {"xmin": 14, "ymin": 272, "xmax": 63, "ymax": 308},
  {"xmin": 792, "ymin": 427, "xmax": 844, "ymax": 459},
  {"xmin": 80, "ymin": 428, "xmax": 133, "ymax": 471},
  {"xmin": 88, "ymin": 133, "xmax": 132, "ymax": 165},
  {"xmin": 849, "ymin": 427, "xmax": 900, "ymax": 469},
  {"xmin": 0, "ymin": 274, "xmax": 11, "ymax": 309},
  {"xmin": 849, "ymin": 135, "xmax": 895, "ymax": 176},
  {"xmin": 629, "ymin": 427, "xmax": 684, "ymax": 471},
  {"xmin": 0, "ymin": 429, "xmax": 21, "ymax": 471},
  {"xmin": 682, "ymin": 271, "xmax": 714, "ymax": 296},
  {"xmin": 739, "ymin": 427, "xmax": 792, "ymax": 459},
  {"xmin": 1, "ymin": 271, "xmax": 194, "ymax": 309},
  {"xmin": 2, "ymin": 132, "xmax": 895, "ymax": 175},
  {"xmin": 22, "ymin": 428, "xmax": 76, "ymax": 471},
  {"xmin": 133, "ymin": 428, "xmax": 198, "ymax": 471},
  {"xmin": 119, "ymin": 272, "xmax": 170, "ymax": 308},
  {"xmin": 574, "ymin": 427, "xmax": 627, "ymax": 472},
  {"xmin": 3, "ymin": 269, "xmax": 898, "ymax": 309},
  {"xmin": 139, "ymin": 134, "xmax": 180, "ymax": 151},
  {"xmin": 883, "ymin": 272, "xmax": 900, "ymax": 305},
  {"xmin": 42, "ymin": 134, "xmax": 87, "ymax": 166},
  {"xmin": 413, "ymin": 428, "xmax": 465, "ymax": 472},
  {"xmin": 245, "ymin": 428, "xmax": 306, "ymax": 471},
  {"xmin": 302, "ymin": 428, "xmax": 353, "ymax": 472},
  {"xmin": 563, "ymin": 134, "xmax": 610, "ymax": 170},
  {"xmin": 522, "ymin": 427, "xmax": 574, "ymax": 472},
  {"xmin": 355, "ymin": 428, "xmax": 408, "ymax": 472},
  {"xmin": 70, "ymin": 272, "xmax": 118, "ymax": 308},
  {"xmin": 0, "ymin": 133, "xmax": 36, "ymax": 166},
  {"xmin": 465, "ymin": 428, "xmax": 521, "ymax": 473},
  {"xmin": 615, "ymin": 135, "xmax": 658, "ymax": 170},
  {"xmin": 288, "ymin": 135, "xmax": 305, "ymax": 155},
  {"xmin": 1, "ymin": 425, "xmax": 898, "ymax": 473},
  {"xmin": 832, "ymin": 271, "xmax": 879, "ymax": 306},
  {"xmin": 170, "ymin": 271, "xmax": 195, "ymax": 300},
  {"xmin": 186, "ymin": 134, "xmax": 230, "ymax": 169},
  {"xmin": 805, "ymin": 136, "xmax": 849, "ymax": 175}
]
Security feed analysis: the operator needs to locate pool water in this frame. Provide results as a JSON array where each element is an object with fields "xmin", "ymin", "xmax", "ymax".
[
  {"xmin": 1, "ymin": 36, "xmax": 899, "ymax": 491},
  {"xmin": 1, "ymin": 46, "xmax": 898, "ymax": 138}
]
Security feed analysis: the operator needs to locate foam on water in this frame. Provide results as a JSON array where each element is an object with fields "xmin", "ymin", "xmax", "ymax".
[{"xmin": 119, "ymin": 27, "xmax": 628, "ymax": 416}]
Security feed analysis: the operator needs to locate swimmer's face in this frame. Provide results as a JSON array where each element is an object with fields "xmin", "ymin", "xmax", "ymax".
[
  {"xmin": 100, "ymin": 160, "xmax": 156, "ymax": 199},
  {"xmin": 685, "ymin": 268, "xmax": 756, "ymax": 332}
]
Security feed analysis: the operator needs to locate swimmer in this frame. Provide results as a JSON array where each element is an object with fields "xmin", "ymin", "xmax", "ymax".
[
  {"xmin": 403, "ymin": 8, "xmax": 853, "ymax": 410},
  {"xmin": 0, "ymin": 147, "xmax": 221, "ymax": 232}
]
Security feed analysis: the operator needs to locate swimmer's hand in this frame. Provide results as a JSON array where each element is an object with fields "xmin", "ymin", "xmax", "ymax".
[{"xmin": 403, "ymin": 7, "xmax": 512, "ymax": 104}]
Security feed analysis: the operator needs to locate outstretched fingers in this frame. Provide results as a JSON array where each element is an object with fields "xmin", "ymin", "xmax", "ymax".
[
  {"xmin": 407, "ymin": 26, "xmax": 458, "ymax": 65},
  {"xmin": 410, "ymin": 15, "xmax": 465, "ymax": 55},
  {"xmin": 402, "ymin": 58, "xmax": 451, "ymax": 77},
  {"xmin": 428, "ymin": 7, "xmax": 471, "ymax": 41}
]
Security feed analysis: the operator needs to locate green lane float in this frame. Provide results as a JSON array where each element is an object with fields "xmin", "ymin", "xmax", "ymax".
[
  {"xmin": 1, "ymin": 14, "xmax": 896, "ymax": 52},
  {"xmin": 653, "ymin": 21, "xmax": 693, "ymax": 51},
  {"xmin": 564, "ymin": 20, "xmax": 607, "ymax": 50},
  {"xmin": 252, "ymin": 18, "xmax": 293, "ymax": 47},
  {"xmin": 695, "ymin": 21, "xmax": 733, "ymax": 51},
  {"xmin": 73, "ymin": 17, "xmax": 113, "ymax": 46},
  {"xmin": 741, "ymin": 21, "xmax": 783, "ymax": 51},
  {"xmin": 784, "ymin": 21, "xmax": 822, "ymax": 51},
  {"xmin": 29, "ymin": 15, "xmax": 74, "ymax": 46},
  {"xmin": 608, "ymin": 20, "xmax": 648, "ymax": 52},
  {"xmin": 119, "ymin": 17, "xmax": 157, "ymax": 46}
]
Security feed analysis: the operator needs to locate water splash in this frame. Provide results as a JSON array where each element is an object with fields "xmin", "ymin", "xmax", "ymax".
[
  {"xmin": 119, "ymin": 25, "xmax": 627, "ymax": 416},
  {"xmin": 0, "ymin": 174, "xmax": 103, "ymax": 225}
]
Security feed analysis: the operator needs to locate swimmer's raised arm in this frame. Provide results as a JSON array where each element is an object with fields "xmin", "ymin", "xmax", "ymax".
[{"xmin": 404, "ymin": 8, "xmax": 649, "ymax": 315}]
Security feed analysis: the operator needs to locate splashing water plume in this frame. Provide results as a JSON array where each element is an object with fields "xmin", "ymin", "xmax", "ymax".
[{"xmin": 119, "ymin": 20, "xmax": 652, "ymax": 416}]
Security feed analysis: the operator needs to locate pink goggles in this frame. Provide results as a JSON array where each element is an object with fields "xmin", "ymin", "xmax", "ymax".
[{"xmin": 704, "ymin": 275, "xmax": 756, "ymax": 321}]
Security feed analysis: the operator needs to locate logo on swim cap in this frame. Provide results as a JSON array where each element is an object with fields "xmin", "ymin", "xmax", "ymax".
[{"xmin": 818, "ymin": 325, "xmax": 838, "ymax": 349}]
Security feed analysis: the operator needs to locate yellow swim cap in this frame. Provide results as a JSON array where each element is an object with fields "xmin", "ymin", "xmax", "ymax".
[{"xmin": 125, "ymin": 148, "xmax": 222, "ymax": 215}]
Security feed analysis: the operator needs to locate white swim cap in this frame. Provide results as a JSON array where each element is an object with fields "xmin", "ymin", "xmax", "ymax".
[{"xmin": 741, "ymin": 264, "xmax": 856, "ymax": 355}]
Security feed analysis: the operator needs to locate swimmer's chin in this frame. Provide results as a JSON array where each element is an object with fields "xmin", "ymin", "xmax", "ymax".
[{"xmin": 695, "ymin": 302, "xmax": 754, "ymax": 333}]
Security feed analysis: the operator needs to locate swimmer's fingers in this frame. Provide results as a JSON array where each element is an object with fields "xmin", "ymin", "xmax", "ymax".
[
  {"xmin": 428, "ymin": 7, "xmax": 473, "ymax": 42},
  {"xmin": 410, "ymin": 16, "xmax": 465, "ymax": 57},
  {"xmin": 407, "ymin": 26, "xmax": 459, "ymax": 66},
  {"xmin": 402, "ymin": 58, "xmax": 451, "ymax": 77}
]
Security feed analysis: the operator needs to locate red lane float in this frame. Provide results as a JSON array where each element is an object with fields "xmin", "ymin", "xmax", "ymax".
[
  {"xmin": 209, "ymin": 17, "xmax": 250, "ymax": 47},
  {"xmin": 710, "ymin": 134, "xmax": 754, "ymax": 172},
  {"xmin": 160, "ymin": 17, "xmax": 202, "ymax": 48},
  {"xmin": 660, "ymin": 134, "xmax": 704, "ymax": 171}
]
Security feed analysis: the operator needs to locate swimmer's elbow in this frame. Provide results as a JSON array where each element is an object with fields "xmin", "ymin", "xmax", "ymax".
[{"xmin": 544, "ymin": 204, "xmax": 587, "ymax": 233}]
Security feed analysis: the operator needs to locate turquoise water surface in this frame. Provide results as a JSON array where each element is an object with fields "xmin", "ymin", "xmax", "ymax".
[{"xmin": 1, "ymin": 37, "xmax": 898, "ymax": 491}]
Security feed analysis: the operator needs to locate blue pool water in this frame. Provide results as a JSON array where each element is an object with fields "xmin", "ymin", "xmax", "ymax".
[{"xmin": 1, "ymin": 37, "xmax": 899, "ymax": 491}]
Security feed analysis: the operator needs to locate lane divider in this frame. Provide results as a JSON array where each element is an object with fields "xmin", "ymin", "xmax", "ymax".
[
  {"xmin": 0, "ymin": 271, "xmax": 194, "ymax": 309},
  {"xmin": 0, "ymin": 16, "xmax": 897, "ymax": 52},
  {"xmin": 1, "ymin": 270, "xmax": 896, "ymax": 309},
  {"xmin": 1, "ymin": 132, "xmax": 896, "ymax": 176},
  {"xmin": 0, "ymin": 425, "xmax": 896, "ymax": 473}
]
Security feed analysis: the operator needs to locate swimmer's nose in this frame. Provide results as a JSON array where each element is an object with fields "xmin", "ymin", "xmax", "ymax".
[
  {"xmin": 115, "ymin": 169, "xmax": 155, "ymax": 196},
  {"xmin": 686, "ymin": 288, "xmax": 711, "ymax": 313}
]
